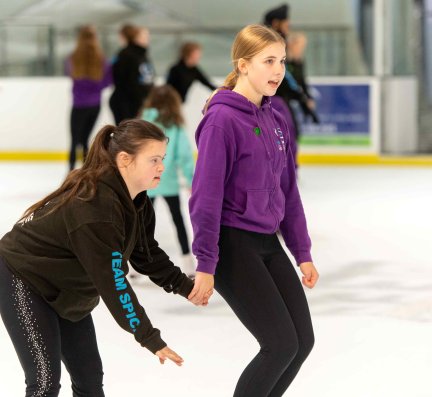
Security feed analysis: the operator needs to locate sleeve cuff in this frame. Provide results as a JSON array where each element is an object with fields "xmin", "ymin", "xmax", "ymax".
[
  {"xmin": 294, "ymin": 251, "xmax": 313, "ymax": 266},
  {"xmin": 176, "ymin": 276, "xmax": 194, "ymax": 298},
  {"xmin": 196, "ymin": 260, "xmax": 216, "ymax": 275},
  {"xmin": 141, "ymin": 332, "xmax": 167, "ymax": 354}
]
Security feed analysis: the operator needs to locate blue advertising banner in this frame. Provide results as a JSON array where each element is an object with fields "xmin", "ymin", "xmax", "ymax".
[{"xmin": 296, "ymin": 84, "xmax": 371, "ymax": 146}]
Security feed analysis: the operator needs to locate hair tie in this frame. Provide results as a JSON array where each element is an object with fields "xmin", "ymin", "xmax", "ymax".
[{"xmin": 110, "ymin": 132, "xmax": 114, "ymax": 138}]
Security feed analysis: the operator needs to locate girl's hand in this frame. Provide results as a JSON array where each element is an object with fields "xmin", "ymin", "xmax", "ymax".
[
  {"xmin": 307, "ymin": 98, "xmax": 316, "ymax": 110},
  {"xmin": 155, "ymin": 346, "xmax": 184, "ymax": 366},
  {"xmin": 188, "ymin": 271, "xmax": 214, "ymax": 306},
  {"xmin": 299, "ymin": 262, "xmax": 319, "ymax": 289}
]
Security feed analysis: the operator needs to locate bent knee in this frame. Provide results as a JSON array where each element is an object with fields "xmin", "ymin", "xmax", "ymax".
[
  {"xmin": 297, "ymin": 332, "xmax": 315, "ymax": 361},
  {"xmin": 262, "ymin": 337, "xmax": 299, "ymax": 367}
]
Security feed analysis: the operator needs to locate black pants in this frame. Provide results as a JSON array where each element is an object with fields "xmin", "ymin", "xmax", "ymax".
[
  {"xmin": 0, "ymin": 258, "xmax": 104, "ymax": 397},
  {"xmin": 215, "ymin": 226, "xmax": 314, "ymax": 397},
  {"xmin": 69, "ymin": 106, "xmax": 100, "ymax": 170},
  {"xmin": 109, "ymin": 93, "xmax": 139, "ymax": 125},
  {"xmin": 150, "ymin": 195, "xmax": 190, "ymax": 255}
]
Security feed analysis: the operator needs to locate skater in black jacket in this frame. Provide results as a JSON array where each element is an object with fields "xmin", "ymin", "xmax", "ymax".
[
  {"xmin": 167, "ymin": 42, "xmax": 216, "ymax": 102},
  {"xmin": 110, "ymin": 26, "xmax": 156, "ymax": 124},
  {"xmin": 0, "ymin": 119, "xmax": 204, "ymax": 397}
]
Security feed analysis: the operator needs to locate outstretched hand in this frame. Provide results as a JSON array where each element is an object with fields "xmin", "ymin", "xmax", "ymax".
[
  {"xmin": 188, "ymin": 271, "xmax": 214, "ymax": 306},
  {"xmin": 155, "ymin": 346, "xmax": 184, "ymax": 366},
  {"xmin": 299, "ymin": 262, "xmax": 319, "ymax": 289}
]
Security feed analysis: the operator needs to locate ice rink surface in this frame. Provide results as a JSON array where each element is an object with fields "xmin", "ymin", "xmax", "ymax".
[{"xmin": 1, "ymin": 162, "xmax": 431, "ymax": 397}]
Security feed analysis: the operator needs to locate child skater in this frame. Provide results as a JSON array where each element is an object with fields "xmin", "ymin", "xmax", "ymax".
[
  {"xmin": 188, "ymin": 24, "xmax": 319, "ymax": 397},
  {"xmin": 140, "ymin": 85, "xmax": 195, "ymax": 276},
  {"xmin": 0, "ymin": 119, "xmax": 204, "ymax": 397}
]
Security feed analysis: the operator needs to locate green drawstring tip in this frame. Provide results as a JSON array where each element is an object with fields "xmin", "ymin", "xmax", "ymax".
[{"xmin": 254, "ymin": 127, "xmax": 261, "ymax": 136}]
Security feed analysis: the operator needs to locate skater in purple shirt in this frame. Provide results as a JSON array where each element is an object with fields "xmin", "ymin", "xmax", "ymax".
[
  {"xmin": 66, "ymin": 25, "xmax": 112, "ymax": 171},
  {"xmin": 188, "ymin": 24, "xmax": 319, "ymax": 396}
]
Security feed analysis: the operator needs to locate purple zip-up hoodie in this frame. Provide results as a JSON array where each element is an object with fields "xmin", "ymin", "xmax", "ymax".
[{"xmin": 189, "ymin": 89, "xmax": 312, "ymax": 275}]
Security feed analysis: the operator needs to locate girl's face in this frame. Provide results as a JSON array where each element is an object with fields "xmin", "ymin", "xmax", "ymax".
[
  {"xmin": 272, "ymin": 19, "xmax": 290, "ymax": 38},
  {"xmin": 236, "ymin": 42, "xmax": 286, "ymax": 105},
  {"xmin": 186, "ymin": 49, "xmax": 202, "ymax": 67},
  {"xmin": 135, "ymin": 28, "xmax": 150, "ymax": 47},
  {"xmin": 288, "ymin": 36, "xmax": 307, "ymax": 59},
  {"xmin": 117, "ymin": 139, "xmax": 166, "ymax": 199}
]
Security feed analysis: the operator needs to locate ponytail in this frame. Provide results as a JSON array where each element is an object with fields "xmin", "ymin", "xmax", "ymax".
[
  {"xmin": 82, "ymin": 124, "xmax": 116, "ymax": 172},
  {"xmin": 18, "ymin": 120, "xmax": 166, "ymax": 223},
  {"xmin": 203, "ymin": 70, "xmax": 239, "ymax": 114},
  {"xmin": 224, "ymin": 70, "xmax": 238, "ymax": 89}
]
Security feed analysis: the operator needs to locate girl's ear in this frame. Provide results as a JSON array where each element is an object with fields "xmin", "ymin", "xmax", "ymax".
[
  {"xmin": 237, "ymin": 58, "xmax": 249, "ymax": 76},
  {"xmin": 116, "ymin": 151, "xmax": 132, "ymax": 168}
]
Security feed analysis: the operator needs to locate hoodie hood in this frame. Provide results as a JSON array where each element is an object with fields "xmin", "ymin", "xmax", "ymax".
[
  {"xmin": 197, "ymin": 89, "xmax": 273, "ymax": 146},
  {"xmin": 206, "ymin": 89, "xmax": 272, "ymax": 115},
  {"xmin": 142, "ymin": 108, "xmax": 159, "ymax": 123},
  {"xmin": 99, "ymin": 168, "xmax": 147, "ymax": 211}
]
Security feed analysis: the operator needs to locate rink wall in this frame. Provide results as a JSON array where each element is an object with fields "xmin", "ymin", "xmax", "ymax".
[
  {"xmin": 0, "ymin": 77, "xmax": 216, "ymax": 159},
  {"xmin": 0, "ymin": 77, "xmax": 429, "ymax": 165}
]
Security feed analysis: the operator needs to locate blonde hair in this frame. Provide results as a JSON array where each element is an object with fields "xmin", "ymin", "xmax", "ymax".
[
  {"xmin": 287, "ymin": 32, "xmax": 307, "ymax": 60},
  {"xmin": 204, "ymin": 24, "xmax": 286, "ymax": 113}
]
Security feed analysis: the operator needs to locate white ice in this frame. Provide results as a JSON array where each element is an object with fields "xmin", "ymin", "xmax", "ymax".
[{"xmin": 1, "ymin": 162, "xmax": 431, "ymax": 397}]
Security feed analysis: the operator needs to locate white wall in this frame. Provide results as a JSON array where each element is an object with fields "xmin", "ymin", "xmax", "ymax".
[
  {"xmin": 0, "ymin": 76, "xmax": 390, "ymax": 155},
  {"xmin": 0, "ymin": 77, "xmax": 224, "ymax": 153},
  {"xmin": 0, "ymin": 78, "xmax": 74, "ymax": 151}
]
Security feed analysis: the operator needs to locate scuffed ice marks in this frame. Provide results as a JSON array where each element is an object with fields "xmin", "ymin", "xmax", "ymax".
[{"xmin": 307, "ymin": 260, "xmax": 432, "ymax": 322}]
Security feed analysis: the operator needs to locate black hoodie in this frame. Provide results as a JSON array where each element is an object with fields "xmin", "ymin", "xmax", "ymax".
[
  {"xmin": 0, "ymin": 169, "xmax": 194, "ymax": 354},
  {"xmin": 111, "ymin": 43, "xmax": 155, "ymax": 112},
  {"xmin": 166, "ymin": 60, "xmax": 216, "ymax": 102}
]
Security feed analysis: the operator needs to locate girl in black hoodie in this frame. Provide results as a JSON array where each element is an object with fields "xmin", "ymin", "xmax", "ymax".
[
  {"xmin": 0, "ymin": 119, "xmax": 201, "ymax": 396},
  {"xmin": 109, "ymin": 26, "xmax": 156, "ymax": 124}
]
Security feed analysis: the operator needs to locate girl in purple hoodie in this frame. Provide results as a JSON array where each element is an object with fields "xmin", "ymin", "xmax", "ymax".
[
  {"xmin": 66, "ymin": 25, "xmax": 112, "ymax": 171},
  {"xmin": 188, "ymin": 24, "xmax": 319, "ymax": 396}
]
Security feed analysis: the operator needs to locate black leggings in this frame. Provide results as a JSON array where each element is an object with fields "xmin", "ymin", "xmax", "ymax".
[
  {"xmin": 0, "ymin": 258, "xmax": 104, "ymax": 397},
  {"xmin": 69, "ymin": 106, "xmax": 100, "ymax": 170},
  {"xmin": 109, "ymin": 93, "xmax": 139, "ymax": 125},
  {"xmin": 150, "ymin": 195, "xmax": 190, "ymax": 255},
  {"xmin": 215, "ymin": 226, "xmax": 314, "ymax": 397}
]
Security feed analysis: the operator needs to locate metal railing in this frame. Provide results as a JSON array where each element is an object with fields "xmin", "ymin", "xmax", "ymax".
[{"xmin": 0, "ymin": 24, "xmax": 369, "ymax": 77}]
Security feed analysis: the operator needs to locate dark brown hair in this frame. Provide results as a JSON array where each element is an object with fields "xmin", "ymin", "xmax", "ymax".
[
  {"xmin": 19, "ymin": 119, "xmax": 166, "ymax": 222},
  {"xmin": 70, "ymin": 25, "xmax": 105, "ymax": 81},
  {"xmin": 120, "ymin": 24, "xmax": 141, "ymax": 45},
  {"xmin": 141, "ymin": 85, "xmax": 184, "ymax": 128}
]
